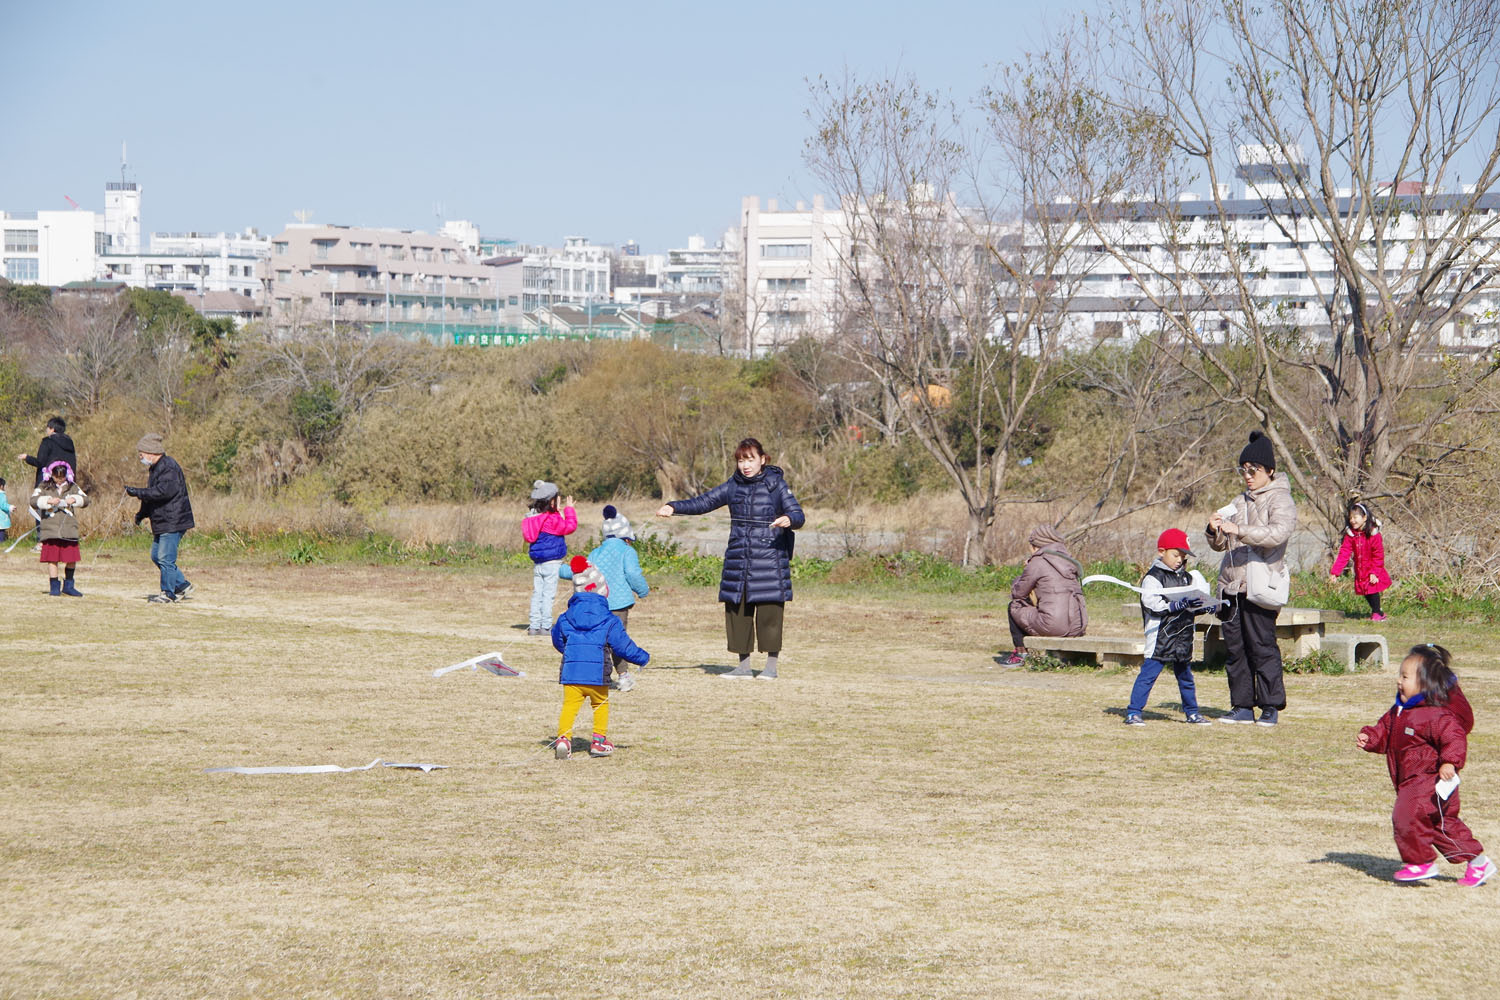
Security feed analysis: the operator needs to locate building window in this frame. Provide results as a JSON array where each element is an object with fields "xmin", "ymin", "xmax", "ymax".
[
  {"xmin": 4, "ymin": 230, "xmax": 39, "ymax": 253},
  {"xmin": 273, "ymin": 242, "xmax": 288, "ymax": 255},
  {"xmin": 761, "ymin": 243, "xmax": 811, "ymax": 258},
  {"xmin": 314, "ymin": 240, "xmax": 336, "ymax": 259},
  {"xmin": 4, "ymin": 257, "xmax": 39, "ymax": 281},
  {"xmin": 765, "ymin": 277, "xmax": 808, "ymax": 291}
]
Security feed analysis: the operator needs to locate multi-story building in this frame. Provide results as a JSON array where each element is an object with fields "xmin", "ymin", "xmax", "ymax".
[
  {"xmin": 661, "ymin": 234, "xmax": 730, "ymax": 298},
  {"xmin": 1, "ymin": 208, "xmax": 107, "ymax": 286},
  {"xmin": 1033, "ymin": 146, "xmax": 1500, "ymax": 350},
  {"xmin": 518, "ymin": 236, "xmax": 612, "ymax": 312},
  {"xmin": 100, "ymin": 230, "xmax": 269, "ymax": 299},
  {"xmin": 735, "ymin": 195, "xmax": 847, "ymax": 354},
  {"xmin": 262, "ymin": 224, "xmax": 524, "ymax": 341}
]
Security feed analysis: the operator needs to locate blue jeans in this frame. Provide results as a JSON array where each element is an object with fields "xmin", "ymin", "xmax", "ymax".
[
  {"xmin": 530, "ymin": 559, "xmax": 562, "ymax": 630},
  {"xmin": 1128, "ymin": 658, "xmax": 1199, "ymax": 716},
  {"xmin": 151, "ymin": 532, "xmax": 189, "ymax": 595}
]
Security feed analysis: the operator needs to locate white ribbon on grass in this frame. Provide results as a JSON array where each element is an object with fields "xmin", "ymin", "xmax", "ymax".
[
  {"xmin": 203, "ymin": 759, "xmax": 448, "ymax": 774},
  {"xmin": 204, "ymin": 758, "xmax": 382, "ymax": 775}
]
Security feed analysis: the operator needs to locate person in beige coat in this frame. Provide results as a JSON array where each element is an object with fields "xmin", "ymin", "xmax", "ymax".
[
  {"xmin": 999, "ymin": 524, "xmax": 1087, "ymax": 666},
  {"xmin": 1206, "ymin": 431, "xmax": 1297, "ymax": 726}
]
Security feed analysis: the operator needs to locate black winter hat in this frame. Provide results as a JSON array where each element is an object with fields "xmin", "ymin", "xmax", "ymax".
[{"xmin": 1238, "ymin": 430, "xmax": 1275, "ymax": 471}]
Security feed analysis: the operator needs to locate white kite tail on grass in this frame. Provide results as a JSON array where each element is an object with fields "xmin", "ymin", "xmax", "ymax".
[
  {"xmin": 203, "ymin": 758, "xmax": 383, "ymax": 775},
  {"xmin": 433, "ymin": 651, "xmax": 523, "ymax": 678},
  {"xmin": 4, "ymin": 525, "xmax": 36, "ymax": 553}
]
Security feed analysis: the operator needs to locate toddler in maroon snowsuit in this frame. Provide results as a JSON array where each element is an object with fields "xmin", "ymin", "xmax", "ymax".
[{"xmin": 1357, "ymin": 643, "xmax": 1493, "ymax": 885}]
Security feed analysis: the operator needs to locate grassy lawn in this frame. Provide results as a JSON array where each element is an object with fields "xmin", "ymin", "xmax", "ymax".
[{"xmin": 3, "ymin": 542, "xmax": 1499, "ymax": 998}]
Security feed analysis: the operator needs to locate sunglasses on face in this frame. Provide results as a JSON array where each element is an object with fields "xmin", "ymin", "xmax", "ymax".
[{"xmin": 1239, "ymin": 464, "xmax": 1264, "ymax": 476}]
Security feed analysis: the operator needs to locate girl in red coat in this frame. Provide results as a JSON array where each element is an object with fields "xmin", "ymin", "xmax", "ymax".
[
  {"xmin": 1330, "ymin": 501, "xmax": 1392, "ymax": 621},
  {"xmin": 1357, "ymin": 643, "xmax": 1493, "ymax": 885}
]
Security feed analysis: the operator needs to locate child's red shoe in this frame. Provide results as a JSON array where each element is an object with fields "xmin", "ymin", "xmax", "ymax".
[
  {"xmin": 552, "ymin": 735, "xmax": 572, "ymax": 760},
  {"xmin": 589, "ymin": 734, "xmax": 614, "ymax": 757}
]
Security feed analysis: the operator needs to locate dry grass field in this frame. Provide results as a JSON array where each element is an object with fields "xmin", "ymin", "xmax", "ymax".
[{"xmin": 3, "ymin": 544, "xmax": 1499, "ymax": 999}]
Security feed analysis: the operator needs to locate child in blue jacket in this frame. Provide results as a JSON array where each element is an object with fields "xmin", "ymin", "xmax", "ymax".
[
  {"xmin": 559, "ymin": 506, "xmax": 650, "ymax": 690},
  {"xmin": 550, "ymin": 558, "xmax": 649, "ymax": 759}
]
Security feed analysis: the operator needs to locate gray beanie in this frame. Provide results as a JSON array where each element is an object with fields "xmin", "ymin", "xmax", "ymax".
[
  {"xmin": 136, "ymin": 432, "xmax": 165, "ymax": 454},
  {"xmin": 529, "ymin": 480, "xmax": 559, "ymax": 501},
  {"xmin": 601, "ymin": 506, "xmax": 634, "ymax": 540}
]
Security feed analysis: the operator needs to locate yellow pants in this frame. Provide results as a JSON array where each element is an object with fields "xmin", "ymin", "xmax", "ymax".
[{"xmin": 557, "ymin": 684, "xmax": 609, "ymax": 738}]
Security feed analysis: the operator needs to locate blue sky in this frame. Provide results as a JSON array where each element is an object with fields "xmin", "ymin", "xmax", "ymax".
[{"xmin": 1, "ymin": 0, "xmax": 1085, "ymax": 251}]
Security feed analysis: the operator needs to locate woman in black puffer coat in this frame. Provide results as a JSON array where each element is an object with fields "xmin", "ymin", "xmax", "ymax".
[{"xmin": 657, "ymin": 437, "xmax": 805, "ymax": 680}]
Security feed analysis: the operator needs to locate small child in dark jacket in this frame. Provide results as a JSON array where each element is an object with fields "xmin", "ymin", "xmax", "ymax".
[
  {"xmin": 1125, "ymin": 529, "xmax": 1217, "ymax": 726},
  {"xmin": 1357, "ymin": 643, "xmax": 1493, "ymax": 885},
  {"xmin": 550, "ymin": 557, "xmax": 649, "ymax": 759}
]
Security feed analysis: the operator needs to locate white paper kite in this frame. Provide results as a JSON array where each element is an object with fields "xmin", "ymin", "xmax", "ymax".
[{"xmin": 433, "ymin": 651, "xmax": 524, "ymax": 678}]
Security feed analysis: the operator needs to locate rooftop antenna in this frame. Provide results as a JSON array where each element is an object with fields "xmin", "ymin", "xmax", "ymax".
[
  {"xmin": 121, "ymin": 140, "xmax": 128, "ymax": 184},
  {"xmin": 293, "ymin": 209, "xmax": 313, "ymax": 224},
  {"xmin": 434, "ymin": 201, "xmax": 444, "ymax": 230}
]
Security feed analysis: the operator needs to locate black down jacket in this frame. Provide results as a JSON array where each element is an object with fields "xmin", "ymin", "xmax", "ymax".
[
  {"xmin": 670, "ymin": 465, "xmax": 806, "ymax": 604},
  {"xmin": 127, "ymin": 455, "xmax": 195, "ymax": 535}
]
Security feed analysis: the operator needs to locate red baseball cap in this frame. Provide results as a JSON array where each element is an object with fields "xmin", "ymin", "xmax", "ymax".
[{"xmin": 1157, "ymin": 529, "xmax": 1192, "ymax": 552}]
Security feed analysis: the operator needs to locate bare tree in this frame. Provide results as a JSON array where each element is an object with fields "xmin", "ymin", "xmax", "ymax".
[
  {"xmin": 806, "ymin": 71, "xmax": 1108, "ymax": 563},
  {"xmin": 1061, "ymin": 0, "xmax": 1500, "ymax": 528},
  {"xmin": 237, "ymin": 317, "xmax": 435, "ymax": 453},
  {"xmin": 134, "ymin": 312, "xmax": 194, "ymax": 431},
  {"xmin": 38, "ymin": 291, "xmax": 135, "ymax": 413}
]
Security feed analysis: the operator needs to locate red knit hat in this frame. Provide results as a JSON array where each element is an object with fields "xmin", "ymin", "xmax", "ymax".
[
  {"xmin": 1156, "ymin": 528, "xmax": 1191, "ymax": 553},
  {"xmin": 569, "ymin": 555, "xmax": 610, "ymax": 597}
]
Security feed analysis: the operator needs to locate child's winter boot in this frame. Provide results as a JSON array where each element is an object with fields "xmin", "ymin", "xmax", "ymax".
[{"xmin": 48, "ymin": 578, "xmax": 61, "ymax": 596}]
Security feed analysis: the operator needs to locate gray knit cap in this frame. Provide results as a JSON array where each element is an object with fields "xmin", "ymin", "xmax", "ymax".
[
  {"xmin": 136, "ymin": 432, "xmax": 166, "ymax": 454},
  {"xmin": 529, "ymin": 480, "xmax": 559, "ymax": 501}
]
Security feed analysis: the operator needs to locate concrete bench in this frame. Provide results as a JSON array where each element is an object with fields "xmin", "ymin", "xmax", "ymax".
[
  {"xmin": 1022, "ymin": 634, "xmax": 1205, "ymax": 668},
  {"xmin": 1319, "ymin": 632, "xmax": 1388, "ymax": 672}
]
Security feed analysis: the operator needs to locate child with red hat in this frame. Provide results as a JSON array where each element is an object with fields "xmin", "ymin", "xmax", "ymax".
[
  {"xmin": 1124, "ymin": 528, "xmax": 1219, "ymax": 726},
  {"xmin": 548, "ymin": 555, "xmax": 650, "ymax": 759}
]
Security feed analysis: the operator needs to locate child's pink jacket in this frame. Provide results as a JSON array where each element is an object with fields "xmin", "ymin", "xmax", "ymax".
[
  {"xmin": 1330, "ymin": 528, "xmax": 1391, "ymax": 595},
  {"xmin": 522, "ymin": 507, "xmax": 577, "ymax": 544}
]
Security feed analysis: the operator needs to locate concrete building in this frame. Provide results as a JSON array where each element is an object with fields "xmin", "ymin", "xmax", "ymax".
[
  {"xmin": 735, "ymin": 195, "xmax": 847, "ymax": 354},
  {"xmin": 100, "ymin": 229, "xmax": 269, "ymax": 299},
  {"xmin": 262, "ymin": 223, "xmax": 523, "ymax": 341},
  {"xmin": 518, "ymin": 236, "xmax": 612, "ymax": 312},
  {"xmin": 661, "ymin": 234, "xmax": 730, "ymax": 297},
  {"xmin": 103, "ymin": 181, "xmax": 142, "ymax": 254},
  {"xmin": 1, "ymin": 208, "xmax": 106, "ymax": 286},
  {"xmin": 1031, "ymin": 146, "xmax": 1500, "ymax": 351}
]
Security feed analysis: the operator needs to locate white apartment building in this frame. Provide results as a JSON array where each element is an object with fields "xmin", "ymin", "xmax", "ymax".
[
  {"xmin": 262, "ymin": 224, "xmax": 523, "ymax": 341},
  {"xmin": 661, "ymin": 234, "xmax": 730, "ymax": 297},
  {"xmin": 736, "ymin": 195, "xmax": 847, "ymax": 354},
  {"xmin": 1034, "ymin": 146, "xmax": 1500, "ymax": 350},
  {"xmin": 1, "ymin": 208, "xmax": 106, "ymax": 286},
  {"xmin": 519, "ymin": 236, "xmax": 612, "ymax": 312},
  {"xmin": 100, "ymin": 229, "xmax": 269, "ymax": 298}
]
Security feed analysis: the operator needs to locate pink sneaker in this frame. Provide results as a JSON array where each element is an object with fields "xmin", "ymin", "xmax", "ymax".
[
  {"xmin": 1394, "ymin": 861, "xmax": 1438, "ymax": 882},
  {"xmin": 1459, "ymin": 859, "xmax": 1495, "ymax": 887},
  {"xmin": 1371, "ymin": 612, "xmax": 1388, "ymax": 623}
]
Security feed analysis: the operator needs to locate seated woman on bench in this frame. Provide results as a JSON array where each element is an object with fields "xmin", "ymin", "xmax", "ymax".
[{"xmin": 999, "ymin": 524, "xmax": 1087, "ymax": 666}]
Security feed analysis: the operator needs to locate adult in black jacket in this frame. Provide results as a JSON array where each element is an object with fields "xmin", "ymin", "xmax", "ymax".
[
  {"xmin": 658, "ymin": 437, "xmax": 805, "ymax": 679},
  {"xmin": 126, "ymin": 432, "xmax": 195, "ymax": 604},
  {"xmin": 18, "ymin": 417, "xmax": 78, "ymax": 532}
]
